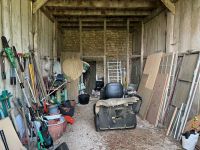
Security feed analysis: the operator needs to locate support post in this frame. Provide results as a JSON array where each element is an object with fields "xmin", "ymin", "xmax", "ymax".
[
  {"xmin": 79, "ymin": 19, "xmax": 83, "ymax": 57},
  {"xmin": 2, "ymin": 0, "xmax": 12, "ymax": 91},
  {"xmin": 104, "ymin": 19, "xmax": 107, "ymax": 84},
  {"xmin": 53, "ymin": 22, "xmax": 57, "ymax": 58},
  {"xmin": 126, "ymin": 19, "xmax": 130, "ymax": 86},
  {"xmin": 140, "ymin": 21, "xmax": 144, "ymax": 76}
]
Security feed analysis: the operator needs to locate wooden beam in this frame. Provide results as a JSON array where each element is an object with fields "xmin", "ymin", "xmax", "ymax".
[
  {"xmin": 61, "ymin": 25, "xmax": 136, "ymax": 28},
  {"xmin": 79, "ymin": 19, "xmax": 83, "ymax": 57},
  {"xmin": 60, "ymin": 22, "xmax": 138, "ymax": 27},
  {"xmin": 143, "ymin": 6, "xmax": 165, "ymax": 23},
  {"xmin": 46, "ymin": 0, "xmax": 157, "ymax": 9},
  {"xmin": 161, "ymin": 0, "xmax": 175, "ymax": 14},
  {"xmin": 40, "ymin": 6, "xmax": 55, "ymax": 22},
  {"xmin": 52, "ymin": 10, "xmax": 151, "ymax": 17},
  {"xmin": 56, "ymin": 17, "xmax": 143, "ymax": 22},
  {"xmin": 104, "ymin": 19, "xmax": 107, "ymax": 84},
  {"xmin": 140, "ymin": 22, "xmax": 144, "ymax": 76},
  {"xmin": 33, "ymin": 0, "xmax": 49, "ymax": 14},
  {"xmin": 127, "ymin": 19, "xmax": 130, "ymax": 85}
]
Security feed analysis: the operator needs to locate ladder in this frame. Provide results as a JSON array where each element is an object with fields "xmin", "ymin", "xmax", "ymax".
[{"xmin": 107, "ymin": 60, "xmax": 122, "ymax": 83}]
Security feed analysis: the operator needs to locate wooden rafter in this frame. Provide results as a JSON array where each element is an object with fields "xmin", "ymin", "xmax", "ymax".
[
  {"xmin": 33, "ymin": 0, "xmax": 49, "ymax": 14},
  {"xmin": 161, "ymin": 0, "xmax": 175, "ymax": 14},
  {"xmin": 56, "ymin": 17, "xmax": 143, "ymax": 22},
  {"xmin": 40, "ymin": 6, "xmax": 55, "ymax": 22}
]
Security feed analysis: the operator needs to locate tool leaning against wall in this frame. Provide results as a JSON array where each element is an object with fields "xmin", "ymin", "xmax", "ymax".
[{"xmin": 1, "ymin": 36, "xmax": 54, "ymax": 150}]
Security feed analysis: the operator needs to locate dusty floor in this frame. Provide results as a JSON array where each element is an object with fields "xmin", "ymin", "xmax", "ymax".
[{"xmin": 56, "ymin": 99, "xmax": 182, "ymax": 150}]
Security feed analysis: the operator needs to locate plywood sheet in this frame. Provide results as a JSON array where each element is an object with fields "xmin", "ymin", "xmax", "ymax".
[
  {"xmin": 143, "ymin": 52, "xmax": 163, "ymax": 89},
  {"xmin": 138, "ymin": 74, "xmax": 153, "ymax": 119},
  {"xmin": 146, "ymin": 74, "xmax": 168, "ymax": 125},
  {"xmin": 0, "ymin": 117, "xmax": 25, "ymax": 150}
]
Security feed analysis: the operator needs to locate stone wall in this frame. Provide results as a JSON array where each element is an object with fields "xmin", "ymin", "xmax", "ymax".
[
  {"xmin": 62, "ymin": 27, "xmax": 134, "ymax": 78},
  {"xmin": 63, "ymin": 29, "xmax": 80, "ymax": 52}
]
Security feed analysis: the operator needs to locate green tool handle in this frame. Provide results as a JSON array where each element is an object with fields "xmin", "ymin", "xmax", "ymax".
[
  {"xmin": 13, "ymin": 46, "xmax": 24, "ymax": 72},
  {"xmin": 37, "ymin": 131, "xmax": 44, "ymax": 143}
]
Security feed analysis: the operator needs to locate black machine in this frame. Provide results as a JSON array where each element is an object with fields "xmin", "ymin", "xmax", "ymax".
[{"xmin": 94, "ymin": 82, "xmax": 142, "ymax": 131}]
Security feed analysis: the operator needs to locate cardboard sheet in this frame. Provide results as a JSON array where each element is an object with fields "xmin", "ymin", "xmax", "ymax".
[{"xmin": 0, "ymin": 117, "xmax": 25, "ymax": 150}]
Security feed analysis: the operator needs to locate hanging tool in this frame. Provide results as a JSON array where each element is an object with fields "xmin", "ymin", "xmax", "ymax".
[
  {"xmin": 0, "ymin": 51, "xmax": 6, "ymax": 80},
  {"xmin": 13, "ymin": 46, "xmax": 24, "ymax": 72},
  {"xmin": 30, "ymin": 50, "xmax": 48, "ymax": 99},
  {"xmin": 1, "ymin": 36, "xmax": 53, "ymax": 149},
  {"xmin": 10, "ymin": 67, "xmax": 16, "ymax": 85},
  {"xmin": 0, "ymin": 130, "xmax": 9, "ymax": 150},
  {"xmin": 0, "ymin": 90, "xmax": 12, "ymax": 117},
  {"xmin": 1, "ymin": 36, "xmax": 31, "ymax": 147},
  {"xmin": 28, "ymin": 55, "xmax": 36, "ymax": 98}
]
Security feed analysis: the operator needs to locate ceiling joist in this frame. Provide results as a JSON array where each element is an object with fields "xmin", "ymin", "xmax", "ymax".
[
  {"xmin": 51, "ymin": 10, "xmax": 151, "ymax": 17},
  {"xmin": 45, "ymin": 0, "xmax": 157, "ymax": 10},
  {"xmin": 33, "ymin": 0, "xmax": 49, "ymax": 14},
  {"xmin": 56, "ymin": 17, "xmax": 143, "ymax": 23}
]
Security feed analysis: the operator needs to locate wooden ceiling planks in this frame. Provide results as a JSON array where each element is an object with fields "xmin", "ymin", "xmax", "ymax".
[{"xmin": 37, "ymin": 0, "xmax": 163, "ymax": 28}]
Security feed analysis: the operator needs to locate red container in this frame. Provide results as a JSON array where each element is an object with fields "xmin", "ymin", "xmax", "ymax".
[{"xmin": 48, "ymin": 117, "xmax": 66, "ymax": 141}]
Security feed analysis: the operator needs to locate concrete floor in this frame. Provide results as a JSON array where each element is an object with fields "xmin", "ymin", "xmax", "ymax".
[{"xmin": 56, "ymin": 99, "xmax": 182, "ymax": 150}]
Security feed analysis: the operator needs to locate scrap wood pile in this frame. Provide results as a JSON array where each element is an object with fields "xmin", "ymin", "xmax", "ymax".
[
  {"xmin": 0, "ymin": 36, "xmax": 85, "ymax": 150},
  {"xmin": 138, "ymin": 51, "xmax": 200, "ymax": 146}
]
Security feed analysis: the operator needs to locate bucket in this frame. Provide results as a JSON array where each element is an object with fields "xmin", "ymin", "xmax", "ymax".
[
  {"xmin": 48, "ymin": 105, "xmax": 59, "ymax": 114},
  {"xmin": 78, "ymin": 94, "xmax": 90, "ymax": 105},
  {"xmin": 182, "ymin": 133, "xmax": 199, "ymax": 150},
  {"xmin": 48, "ymin": 117, "xmax": 66, "ymax": 141}
]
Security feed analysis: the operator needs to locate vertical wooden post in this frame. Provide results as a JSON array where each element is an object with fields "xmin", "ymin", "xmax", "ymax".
[
  {"xmin": 104, "ymin": 19, "xmax": 107, "ymax": 84},
  {"xmin": 2, "ymin": 0, "xmax": 12, "ymax": 91},
  {"xmin": 29, "ymin": 0, "xmax": 34, "ymax": 51},
  {"xmin": 53, "ymin": 21, "xmax": 57, "ymax": 58},
  {"xmin": 140, "ymin": 21, "xmax": 144, "ymax": 76},
  {"xmin": 79, "ymin": 19, "xmax": 83, "ymax": 57},
  {"xmin": 126, "ymin": 19, "xmax": 130, "ymax": 85},
  {"xmin": 2, "ymin": 0, "xmax": 11, "ymax": 41}
]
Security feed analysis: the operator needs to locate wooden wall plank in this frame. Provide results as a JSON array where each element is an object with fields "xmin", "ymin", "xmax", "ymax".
[
  {"xmin": 11, "ymin": 0, "xmax": 22, "ymax": 52},
  {"xmin": 21, "ymin": 0, "xmax": 29, "ymax": 52},
  {"xmin": 146, "ymin": 74, "xmax": 168, "ymax": 125}
]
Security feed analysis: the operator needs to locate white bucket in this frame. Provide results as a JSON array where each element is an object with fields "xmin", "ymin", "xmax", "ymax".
[{"xmin": 182, "ymin": 133, "xmax": 199, "ymax": 150}]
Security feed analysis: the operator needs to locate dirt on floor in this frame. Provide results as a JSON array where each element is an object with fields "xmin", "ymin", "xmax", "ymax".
[{"xmin": 55, "ymin": 98, "xmax": 182, "ymax": 150}]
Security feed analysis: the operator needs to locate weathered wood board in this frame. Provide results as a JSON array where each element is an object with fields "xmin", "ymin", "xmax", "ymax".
[
  {"xmin": 138, "ymin": 74, "xmax": 153, "ymax": 119},
  {"xmin": 146, "ymin": 74, "xmax": 168, "ymax": 125},
  {"xmin": 172, "ymin": 53, "xmax": 199, "ymax": 108},
  {"xmin": 143, "ymin": 52, "xmax": 163, "ymax": 89},
  {"xmin": 138, "ymin": 52, "xmax": 163, "ymax": 119}
]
